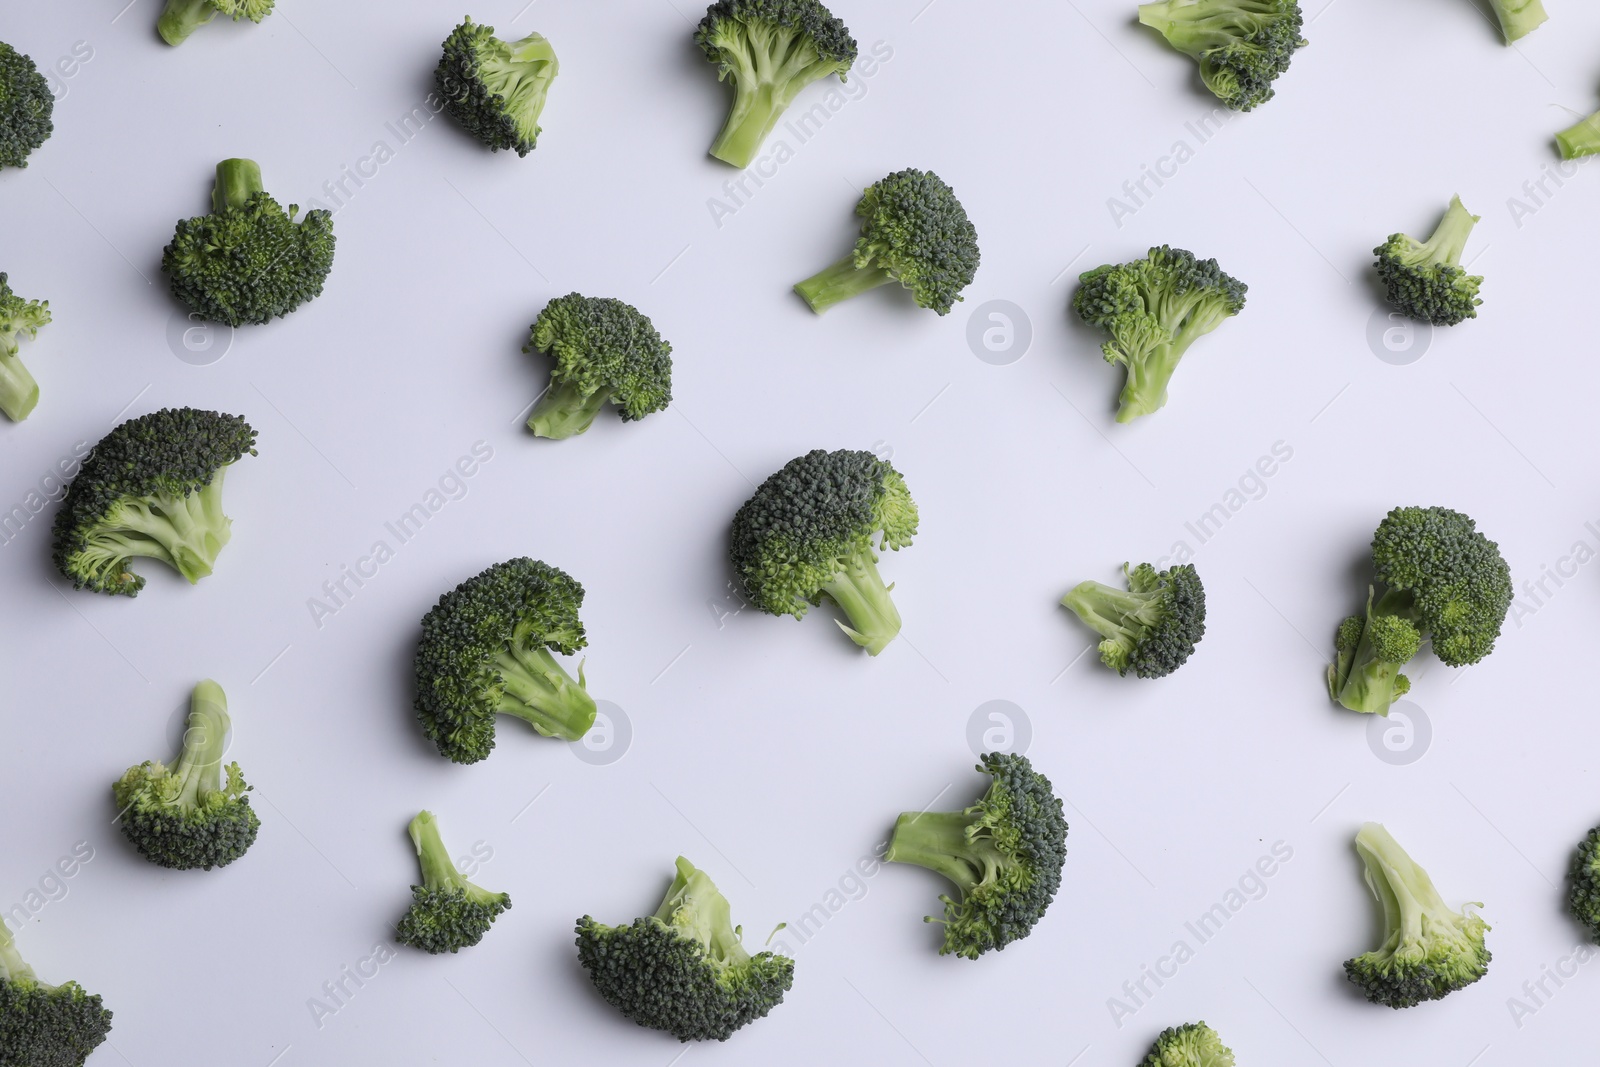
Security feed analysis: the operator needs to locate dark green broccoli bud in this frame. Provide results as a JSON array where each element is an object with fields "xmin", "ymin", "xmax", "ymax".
[
  {"xmin": 795, "ymin": 168, "xmax": 980, "ymax": 316},
  {"xmin": 695, "ymin": 0, "xmax": 857, "ymax": 168},
  {"xmin": 1061, "ymin": 562, "xmax": 1207, "ymax": 679},
  {"xmin": 1489, "ymin": 0, "xmax": 1546, "ymax": 43},
  {"xmin": 886, "ymin": 752, "xmax": 1068, "ymax": 960},
  {"xmin": 414, "ymin": 557, "xmax": 596, "ymax": 764},
  {"xmin": 113, "ymin": 680, "xmax": 260, "ymax": 871},
  {"xmin": 1568, "ymin": 825, "xmax": 1600, "ymax": 942},
  {"xmin": 394, "ymin": 811, "xmax": 511, "ymax": 954},
  {"xmin": 1327, "ymin": 590, "xmax": 1419, "ymax": 714},
  {"xmin": 523, "ymin": 293, "xmax": 673, "ymax": 439},
  {"xmin": 1556, "ymin": 109, "xmax": 1600, "ymax": 161},
  {"xmin": 1143, "ymin": 1021, "xmax": 1235, "ymax": 1066},
  {"xmin": 1344, "ymin": 822, "xmax": 1490, "ymax": 1008},
  {"xmin": 158, "ymin": 0, "xmax": 274, "ymax": 46},
  {"xmin": 1074, "ymin": 245, "xmax": 1247, "ymax": 422},
  {"xmin": 1137, "ymin": 0, "xmax": 1305, "ymax": 111},
  {"xmin": 0, "ymin": 42, "xmax": 53, "ymax": 170},
  {"xmin": 0, "ymin": 272, "xmax": 50, "ymax": 422},
  {"xmin": 0, "ymin": 923, "xmax": 112, "ymax": 1067},
  {"xmin": 1374, "ymin": 196, "xmax": 1483, "ymax": 327},
  {"xmin": 435, "ymin": 18, "xmax": 559, "ymax": 157},
  {"xmin": 576, "ymin": 856, "xmax": 794, "ymax": 1042},
  {"xmin": 51, "ymin": 408, "xmax": 258, "ymax": 597},
  {"xmin": 730, "ymin": 448, "xmax": 918, "ymax": 655}
]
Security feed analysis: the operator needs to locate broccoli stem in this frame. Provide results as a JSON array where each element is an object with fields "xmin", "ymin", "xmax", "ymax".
[
  {"xmin": 708, "ymin": 24, "xmax": 837, "ymax": 168},
  {"xmin": 794, "ymin": 254, "xmax": 895, "ymax": 314},
  {"xmin": 1355, "ymin": 823, "xmax": 1465, "ymax": 943},
  {"xmin": 654, "ymin": 857, "xmax": 751, "ymax": 965},
  {"xmin": 1061, "ymin": 579, "xmax": 1161, "ymax": 649},
  {"xmin": 1490, "ymin": 0, "xmax": 1548, "ymax": 42},
  {"xmin": 493, "ymin": 643, "xmax": 597, "ymax": 740},
  {"xmin": 527, "ymin": 380, "xmax": 610, "ymax": 439},
  {"xmin": 885, "ymin": 810, "xmax": 994, "ymax": 896},
  {"xmin": 711, "ymin": 83, "xmax": 789, "ymax": 169},
  {"xmin": 1331, "ymin": 590, "xmax": 1417, "ymax": 715},
  {"xmin": 1414, "ymin": 196, "xmax": 1479, "ymax": 269},
  {"xmin": 171, "ymin": 680, "xmax": 230, "ymax": 807},
  {"xmin": 103, "ymin": 475, "xmax": 234, "ymax": 583},
  {"xmin": 0, "ymin": 350, "xmax": 39, "ymax": 422},
  {"xmin": 819, "ymin": 550, "xmax": 902, "ymax": 655},
  {"xmin": 158, "ymin": 0, "xmax": 219, "ymax": 46},
  {"xmin": 0, "ymin": 922, "xmax": 33, "ymax": 983},
  {"xmin": 212, "ymin": 158, "xmax": 265, "ymax": 213},
  {"xmin": 1556, "ymin": 111, "xmax": 1600, "ymax": 161}
]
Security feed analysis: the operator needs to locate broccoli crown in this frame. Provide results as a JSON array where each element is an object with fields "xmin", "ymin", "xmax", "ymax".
[
  {"xmin": 1370, "ymin": 506, "xmax": 1511, "ymax": 667},
  {"xmin": 1143, "ymin": 1021, "xmax": 1235, "ymax": 1067},
  {"xmin": 524, "ymin": 293, "xmax": 673, "ymax": 438},
  {"xmin": 1062, "ymin": 562, "xmax": 1207, "ymax": 679},
  {"xmin": 575, "ymin": 857, "xmax": 795, "ymax": 1042},
  {"xmin": 0, "ymin": 925, "xmax": 112, "ymax": 1067},
  {"xmin": 0, "ymin": 42, "xmax": 53, "ymax": 170},
  {"xmin": 1569, "ymin": 826, "xmax": 1600, "ymax": 943},
  {"xmin": 0, "ymin": 272, "xmax": 51, "ymax": 423},
  {"xmin": 395, "ymin": 811, "xmax": 511, "ymax": 954},
  {"xmin": 1374, "ymin": 196, "xmax": 1483, "ymax": 327},
  {"xmin": 1137, "ymin": 0, "xmax": 1305, "ymax": 111},
  {"xmin": 886, "ymin": 752, "xmax": 1069, "ymax": 959},
  {"xmin": 51, "ymin": 408, "xmax": 258, "ymax": 597},
  {"xmin": 856, "ymin": 169, "xmax": 980, "ymax": 315},
  {"xmin": 436, "ymin": 18, "xmax": 559, "ymax": 157}
]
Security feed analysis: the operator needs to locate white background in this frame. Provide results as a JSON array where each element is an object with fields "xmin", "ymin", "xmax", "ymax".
[{"xmin": 3, "ymin": 0, "xmax": 1599, "ymax": 1063}]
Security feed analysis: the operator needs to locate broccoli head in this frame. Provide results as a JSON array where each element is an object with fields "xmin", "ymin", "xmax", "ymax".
[
  {"xmin": 524, "ymin": 293, "xmax": 673, "ymax": 439},
  {"xmin": 52, "ymin": 408, "xmax": 258, "ymax": 597},
  {"xmin": 414, "ymin": 557, "xmax": 597, "ymax": 764},
  {"xmin": 1061, "ymin": 562, "xmax": 1207, "ymax": 679},
  {"xmin": 576, "ymin": 856, "xmax": 795, "ymax": 1042},
  {"xmin": 1143, "ymin": 1021, "xmax": 1235, "ymax": 1067},
  {"xmin": 1344, "ymin": 822, "xmax": 1490, "ymax": 1008},
  {"xmin": 886, "ymin": 752, "xmax": 1068, "ymax": 959},
  {"xmin": 0, "ymin": 923, "xmax": 112, "ymax": 1067},
  {"xmin": 1569, "ymin": 825, "xmax": 1600, "ymax": 943},
  {"xmin": 158, "ymin": 0, "xmax": 274, "ymax": 46},
  {"xmin": 436, "ymin": 18, "xmax": 559, "ymax": 157},
  {"xmin": 0, "ymin": 272, "xmax": 50, "ymax": 422},
  {"xmin": 1137, "ymin": 0, "xmax": 1305, "ymax": 111},
  {"xmin": 162, "ymin": 158, "xmax": 335, "ymax": 328},
  {"xmin": 695, "ymin": 0, "xmax": 858, "ymax": 168},
  {"xmin": 1374, "ymin": 196, "xmax": 1483, "ymax": 327},
  {"xmin": 113, "ymin": 680, "xmax": 260, "ymax": 871},
  {"xmin": 1074, "ymin": 246, "xmax": 1247, "ymax": 422},
  {"xmin": 394, "ymin": 811, "xmax": 511, "ymax": 954},
  {"xmin": 795, "ymin": 168, "xmax": 980, "ymax": 316},
  {"xmin": 0, "ymin": 42, "xmax": 53, "ymax": 170},
  {"xmin": 1489, "ymin": 0, "xmax": 1547, "ymax": 43},
  {"xmin": 730, "ymin": 448, "xmax": 918, "ymax": 655}
]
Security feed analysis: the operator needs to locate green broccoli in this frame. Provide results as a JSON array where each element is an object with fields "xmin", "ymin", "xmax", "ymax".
[
  {"xmin": 576, "ymin": 856, "xmax": 794, "ymax": 1042},
  {"xmin": 1374, "ymin": 196, "xmax": 1483, "ymax": 327},
  {"xmin": 51, "ymin": 408, "xmax": 258, "ymax": 597},
  {"xmin": 1556, "ymin": 110, "xmax": 1600, "ymax": 160},
  {"xmin": 1074, "ymin": 246, "xmax": 1247, "ymax": 422},
  {"xmin": 0, "ymin": 922, "xmax": 112, "ymax": 1067},
  {"xmin": 0, "ymin": 272, "xmax": 50, "ymax": 422},
  {"xmin": 395, "ymin": 811, "xmax": 511, "ymax": 954},
  {"xmin": 435, "ymin": 18, "xmax": 559, "ymax": 157},
  {"xmin": 1143, "ymin": 1022, "xmax": 1235, "ymax": 1066},
  {"xmin": 1344, "ymin": 822, "xmax": 1490, "ymax": 1009},
  {"xmin": 730, "ymin": 448, "xmax": 918, "ymax": 656},
  {"xmin": 794, "ymin": 169, "xmax": 980, "ymax": 316},
  {"xmin": 162, "ymin": 158, "xmax": 335, "ymax": 328},
  {"xmin": 524, "ymin": 293, "xmax": 673, "ymax": 439},
  {"xmin": 1571, "ymin": 825, "xmax": 1600, "ymax": 943},
  {"xmin": 158, "ymin": 0, "xmax": 274, "ymax": 46},
  {"xmin": 1137, "ymin": 0, "xmax": 1305, "ymax": 111},
  {"xmin": 414, "ymin": 557, "xmax": 597, "ymax": 764},
  {"xmin": 1328, "ymin": 506, "xmax": 1511, "ymax": 716},
  {"xmin": 695, "ymin": 0, "xmax": 858, "ymax": 168},
  {"xmin": 886, "ymin": 752, "xmax": 1068, "ymax": 960},
  {"xmin": 1489, "ymin": 0, "xmax": 1547, "ymax": 43},
  {"xmin": 1061, "ymin": 562, "xmax": 1207, "ymax": 679},
  {"xmin": 113, "ymin": 680, "xmax": 260, "ymax": 871},
  {"xmin": 0, "ymin": 41, "xmax": 53, "ymax": 170}
]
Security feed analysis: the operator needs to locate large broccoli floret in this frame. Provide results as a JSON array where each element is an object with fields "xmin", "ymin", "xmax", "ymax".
[
  {"xmin": 576, "ymin": 856, "xmax": 795, "ymax": 1042},
  {"xmin": 886, "ymin": 752, "xmax": 1068, "ymax": 960},
  {"xmin": 113, "ymin": 680, "xmax": 260, "ymax": 871},
  {"xmin": 1489, "ymin": 0, "xmax": 1547, "ymax": 43},
  {"xmin": 0, "ymin": 922, "xmax": 112, "ymax": 1067},
  {"xmin": 1344, "ymin": 822, "xmax": 1490, "ymax": 1009},
  {"xmin": 157, "ymin": 0, "xmax": 274, "ymax": 46},
  {"xmin": 1374, "ymin": 196, "xmax": 1483, "ymax": 327},
  {"xmin": 730, "ymin": 448, "xmax": 918, "ymax": 656},
  {"xmin": 1569, "ymin": 825, "xmax": 1600, "ymax": 943},
  {"xmin": 394, "ymin": 811, "xmax": 511, "ymax": 954},
  {"xmin": 1137, "ymin": 0, "xmax": 1305, "ymax": 111},
  {"xmin": 0, "ymin": 42, "xmax": 53, "ymax": 170},
  {"xmin": 695, "ymin": 0, "xmax": 857, "ymax": 168},
  {"xmin": 435, "ymin": 18, "xmax": 559, "ymax": 157},
  {"xmin": 1061, "ymin": 562, "xmax": 1207, "ymax": 679},
  {"xmin": 51, "ymin": 408, "xmax": 258, "ymax": 597},
  {"xmin": 1143, "ymin": 1021, "xmax": 1235, "ymax": 1066},
  {"xmin": 0, "ymin": 272, "xmax": 50, "ymax": 422},
  {"xmin": 794, "ymin": 169, "xmax": 980, "ymax": 316},
  {"xmin": 414, "ymin": 557, "xmax": 597, "ymax": 764},
  {"xmin": 523, "ymin": 293, "xmax": 673, "ymax": 439},
  {"xmin": 162, "ymin": 158, "xmax": 334, "ymax": 328}
]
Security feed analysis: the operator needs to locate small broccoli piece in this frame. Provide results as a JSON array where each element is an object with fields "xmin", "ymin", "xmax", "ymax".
[
  {"xmin": 1556, "ymin": 110, "xmax": 1600, "ymax": 161},
  {"xmin": 1137, "ymin": 0, "xmax": 1305, "ymax": 111},
  {"xmin": 794, "ymin": 169, "xmax": 980, "ymax": 316},
  {"xmin": 1327, "ymin": 590, "xmax": 1420, "ymax": 714},
  {"xmin": 1143, "ymin": 1021, "xmax": 1235, "ymax": 1066},
  {"xmin": 576, "ymin": 856, "xmax": 794, "ymax": 1042},
  {"xmin": 1344, "ymin": 822, "xmax": 1490, "ymax": 1008},
  {"xmin": 1074, "ymin": 246, "xmax": 1246, "ymax": 422},
  {"xmin": 0, "ymin": 42, "xmax": 53, "ymax": 170},
  {"xmin": 1374, "ymin": 196, "xmax": 1483, "ymax": 327},
  {"xmin": 1569, "ymin": 825, "xmax": 1600, "ymax": 942},
  {"xmin": 414, "ymin": 558, "xmax": 596, "ymax": 764},
  {"xmin": 886, "ymin": 752, "xmax": 1068, "ymax": 960},
  {"xmin": 523, "ymin": 293, "xmax": 673, "ymax": 439},
  {"xmin": 1061, "ymin": 562, "xmax": 1207, "ymax": 679},
  {"xmin": 695, "ymin": 0, "xmax": 857, "ymax": 168},
  {"xmin": 730, "ymin": 448, "xmax": 918, "ymax": 655},
  {"xmin": 52, "ymin": 408, "xmax": 258, "ymax": 597},
  {"xmin": 394, "ymin": 811, "xmax": 510, "ymax": 954},
  {"xmin": 0, "ymin": 272, "xmax": 50, "ymax": 422},
  {"xmin": 1489, "ymin": 0, "xmax": 1547, "ymax": 43},
  {"xmin": 158, "ymin": 0, "xmax": 274, "ymax": 46},
  {"xmin": 436, "ymin": 18, "xmax": 559, "ymax": 157},
  {"xmin": 0, "ymin": 922, "xmax": 112, "ymax": 1067},
  {"xmin": 113, "ymin": 680, "xmax": 260, "ymax": 871}
]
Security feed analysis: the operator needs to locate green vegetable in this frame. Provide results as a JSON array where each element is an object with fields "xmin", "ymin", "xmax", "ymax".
[
  {"xmin": 1062, "ymin": 562, "xmax": 1206, "ymax": 679},
  {"xmin": 1137, "ymin": 0, "xmax": 1305, "ymax": 111},
  {"xmin": 1556, "ymin": 110, "xmax": 1600, "ymax": 160},
  {"xmin": 1374, "ymin": 196, "xmax": 1483, "ymax": 326},
  {"xmin": 158, "ymin": 0, "xmax": 274, "ymax": 45},
  {"xmin": 0, "ymin": 41, "xmax": 54, "ymax": 169},
  {"xmin": 395, "ymin": 811, "xmax": 511, "ymax": 954},
  {"xmin": 0, "ymin": 922, "xmax": 112, "ymax": 1067},
  {"xmin": 1489, "ymin": 0, "xmax": 1547, "ymax": 43},
  {"xmin": 0, "ymin": 272, "xmax": 50, "ymax": 422},
  {"xmin": 1568, "ymin": 824, "xmax": 1600, "ymax": 943},
  {"xmin": 436, "ymin": 18, "xmax": 559, "ymax": 156},
  {"xmin": 1142, "ymin": 1021, "xmax": 1235, "ymax": 1066},
  {"xmin": 524, "ymin": 293, "xmax": 673, "ymax": 439}
]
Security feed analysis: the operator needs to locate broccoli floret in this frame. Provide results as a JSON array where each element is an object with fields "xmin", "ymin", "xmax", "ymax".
[
  {"xmin": 794, "ymin": 169, "xmax": 980, "ymax": 316},
  {"xmin": 886, "ymin": 752, "xmax": 1068, "ymax": 960},
  {"xmin": 113, "ymin": 680, "xmax": 260, "ymax": 871},
  {"xmin": 157, "ymin": 0, "xmax": 274, "ymax": 46},
  {"xmin": 1074, "ymin": 246, "xmax": 1247, "ymax": 423},
  {"xmin": 695, "ymin": 0, "xmax": 858, "ymax": 168},
  {"xmin": 1143, "ymin": 1021, "xmax": 1235, "ymax": 1066},
  {"xmin": 1374, "ymin": 196, "xmax": 1483, "ymax": 327},
  {"xmin": 523, "ymin": 293, "xmax": 673, "ymax": 439},
  {"xmin": 413, "ymin": 557, "xmax": 597, "ymax": 764},
  {"xmin": 1137, "ymin": 0, "xmax": 1305, "ymax": 111},
  {"xmin": 0, "ymin": 272, "xmax": 50, "ymax": 422},
  {"xmin": 1489, "ymin": 0, "xmax": 1547, "ymax": 43},
  {"xmin": 1328, "ymin": 506, "xmax": 1512, "ymax": 716},
  {"xmin": 1569, "ymin": 825, "xmax": 1600, "ymax": 942},
  {"xmin": 51, "ymin": 408, "xmax": 258, "ymax": 597},
  {"xmin": 0, "ymin": 42, "xmax": 53, "ymax": 170},
  {"xmin": 576, "ymin": 856, "xmax": 794, "ymax": 1042},
  {"xmin": 394, "ymin": 811, "xmax": 511, "ymax": 954},
  {"xmin": 0, "ymin": 923, "xmax": 112, "ymax": 1067},
  {"xmin": 1344, "ymin": 822, "xmax": 1490, "ymax": 1008},
  {"xmin": 730, "ymin": 448, "xmax": 918, "ymax": 655},
  {"xmin": 1061, "ymin": 562, "xmax": 1207, "ymax": 679},
  {"xmin": 435, "ymin": 18, "xmax": 559, "ymax": 157},
  {"xmin": 162, "ymin": 158, "xmax": 335, "ymax": 328}
]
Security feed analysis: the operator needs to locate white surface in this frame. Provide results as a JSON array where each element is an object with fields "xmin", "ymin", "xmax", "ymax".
[{"xmin": 2, "ymin": 0, "xmax": 1598, "ymax": 1063}]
